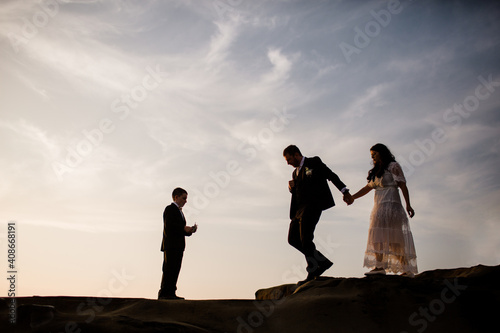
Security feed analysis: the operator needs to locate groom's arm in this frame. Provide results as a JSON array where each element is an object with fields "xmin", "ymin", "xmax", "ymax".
[
  {"xmin": 313, "ymin": 157, "xmax": 347, "ymax": 192},
  {"xmin": 314, "ymin": 157, "xmax": 352, "ymax": 204}
]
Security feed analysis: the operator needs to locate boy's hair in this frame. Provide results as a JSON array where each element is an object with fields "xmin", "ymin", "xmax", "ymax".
[{"xmin": 172, "ymin": 187, "xmax": 187, "ymax": 200}]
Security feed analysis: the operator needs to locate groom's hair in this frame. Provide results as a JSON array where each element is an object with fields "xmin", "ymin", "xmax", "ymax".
[
  {"xmin": 172, "ymin": 187, "xmax": 187, "ymax": 199},
  {"xmin": 283, "ymin": 145, "xmax": 302, "ymax": 157}
]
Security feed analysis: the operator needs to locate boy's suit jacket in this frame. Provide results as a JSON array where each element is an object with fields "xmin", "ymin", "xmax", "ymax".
[{"xmin": 161, "ymin": 203, "xmax": 190, "ymax": 251}]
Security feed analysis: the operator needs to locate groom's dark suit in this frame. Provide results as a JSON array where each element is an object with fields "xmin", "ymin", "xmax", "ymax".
[
  {"xmin": 288, "ymin": 156, "xmax": 347, "ymax": 277},
  {"xmin": 159, "ymin": 203, "xmax": 192, "ymax": 297}
]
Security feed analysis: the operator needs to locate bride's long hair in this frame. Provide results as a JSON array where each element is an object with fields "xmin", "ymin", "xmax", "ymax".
[{"xmin": 367, "ymin": 143, "xmax": 396, "ymax": 182}]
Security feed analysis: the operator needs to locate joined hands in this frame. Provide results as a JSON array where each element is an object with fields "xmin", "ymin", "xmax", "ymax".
[{"xmin": 343, "ymin": 192, "xmax": 354, "ymax": 205}]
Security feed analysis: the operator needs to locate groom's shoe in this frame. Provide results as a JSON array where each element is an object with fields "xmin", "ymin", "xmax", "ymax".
[
  {"xmin": 297, "ymin": 275, "xmax": 314, "ymax": 287},
  {"xmin": 297, "ymin": 269, "xmax": 320, "ymax": 286},
  {"xmin": 313, "ymin": 261, "xmax": 333, "ymax": 278},
  {"xmin": 297, "ymin": 260, "xmax": 334, "ymax": 287}
]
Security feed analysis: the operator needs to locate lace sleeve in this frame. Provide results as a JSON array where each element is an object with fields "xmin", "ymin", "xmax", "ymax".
[{"xmin": 389, "ymin": 162, "xmax": 406, "ymax": 183}]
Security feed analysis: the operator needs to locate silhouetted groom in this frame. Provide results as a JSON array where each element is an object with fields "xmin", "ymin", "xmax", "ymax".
[{"xmin": 283, "ymin": 145, "xmax": 352, "ymax": 286}]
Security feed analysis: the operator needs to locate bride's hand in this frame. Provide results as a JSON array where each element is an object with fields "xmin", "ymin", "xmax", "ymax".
[{"xmin": 407, "ymin": 205, "xmax": 415, "ymax": 218}]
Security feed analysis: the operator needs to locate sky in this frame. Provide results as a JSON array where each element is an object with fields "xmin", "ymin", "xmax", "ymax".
[{"xmin": 0, "ymin": 0, "xmax": 499, "ymax": 300}]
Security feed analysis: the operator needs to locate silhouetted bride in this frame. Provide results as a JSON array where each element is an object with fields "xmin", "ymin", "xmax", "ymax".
[{"xmin": 351, "ymin": 144, "xmax": 418, "ymax": 277}]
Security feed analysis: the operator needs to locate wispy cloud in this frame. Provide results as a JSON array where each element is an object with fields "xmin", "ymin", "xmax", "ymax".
[{"xmin": 0, "ymin": 118, "xmax": 60, "ymax": 159}]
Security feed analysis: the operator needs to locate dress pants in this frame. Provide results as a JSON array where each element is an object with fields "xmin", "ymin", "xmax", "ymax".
[
  {"xmin": 159, "ymin": 248, "xmax": 184, "ymax": 297},
  {"xmin": 288, "ymin": 205, "xmax": 331, "ymax": 274}
]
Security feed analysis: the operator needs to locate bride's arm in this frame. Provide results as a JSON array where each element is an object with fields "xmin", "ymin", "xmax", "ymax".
[
  {"xmin": 398, "ymin": 181, "xmax": 415, "ymax": 218},
  {"xmin": 351, "ymin": 184, "xmax": 372, "ymax": 201}
]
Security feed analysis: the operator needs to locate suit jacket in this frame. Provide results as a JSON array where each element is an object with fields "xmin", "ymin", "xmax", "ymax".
[
  {"xmin": 161, "ymin": 203, "xmax": 191, "ymax": 251},
  {"xmin": 289, "ymin": 156, "xmax": 346, "ymax": 219}
]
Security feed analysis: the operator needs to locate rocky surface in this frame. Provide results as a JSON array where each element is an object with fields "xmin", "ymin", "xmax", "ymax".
[{"xmin": 2, "ymin": 264, "xmax": 499, "ymax": 333}]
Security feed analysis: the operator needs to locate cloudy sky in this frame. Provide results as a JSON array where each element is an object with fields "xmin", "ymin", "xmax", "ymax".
[{"xmin": 1, "ymin": 0, "xmax": 499, "ymax": 300}]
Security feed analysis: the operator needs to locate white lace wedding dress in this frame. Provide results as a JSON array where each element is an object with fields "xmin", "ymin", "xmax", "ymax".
[{"xmin": 364, "ymin": 162, "xmax": 418, "ymax": 274}]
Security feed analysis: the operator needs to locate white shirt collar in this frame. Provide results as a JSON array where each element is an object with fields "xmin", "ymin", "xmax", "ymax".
[
  {"xmin": 299, "ymin": 156, "xmax": 305, "ymax": 169},
  {"xmin": 296, "ymin": 156, "xmax": 305, "ymax": 175}
]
